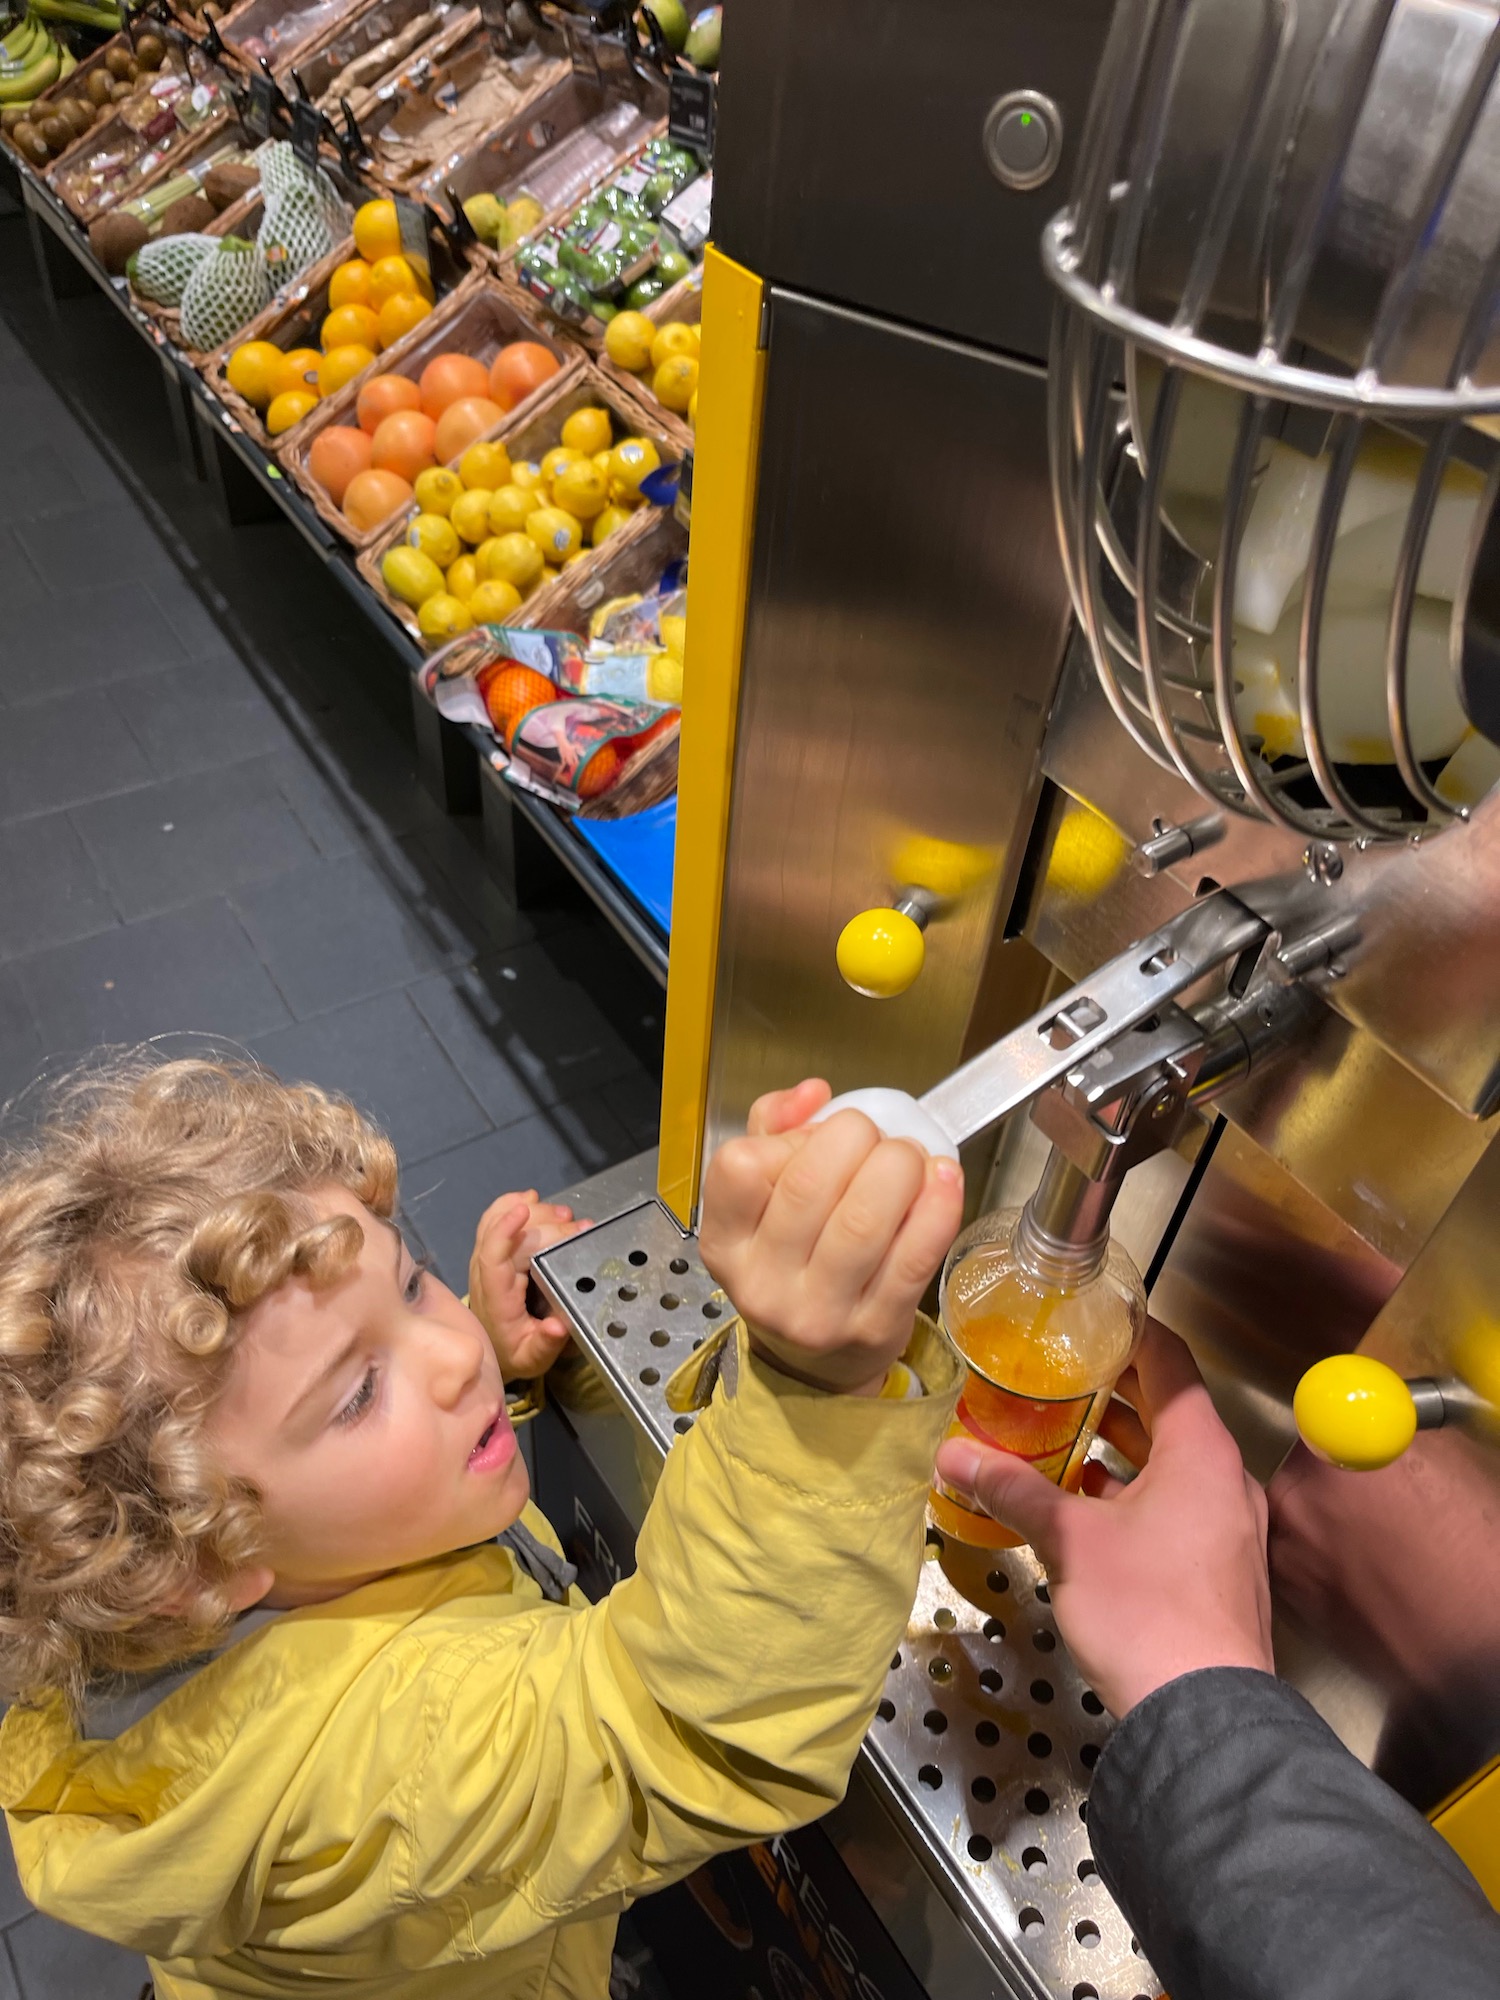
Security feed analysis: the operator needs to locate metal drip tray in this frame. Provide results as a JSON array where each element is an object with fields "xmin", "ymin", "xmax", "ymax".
[{"xmin": 535, "ymin": 1195, "xmax": 1161, "ymax": 2000}]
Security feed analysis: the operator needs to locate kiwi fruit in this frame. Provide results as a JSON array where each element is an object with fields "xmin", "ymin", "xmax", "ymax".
[
  {"xmin": 104, "ymin": 44, "xmax": 134, "ymax": 79},
  {"xmin": 86, "ymin": 68, "xmax": 114, "ymax": 106},
  {"xmin": 17, "ymin": 126, "xmax": 48, "ymax": 167},
  {"xmin": 60, "ymin": 98, "xmax": 94, "ymax": 139},
  {"xmin": 38, "ymin": 114, "xmax": 71, "ymax": 156},
  {"xmin": 111, "ymin": 78, "xmax": 133, "ymax": 100},
  {"xmin": 1, "ymin": 104, "xmax": 30, "ymax": 132},
  {"xmin": 134, "ymin": 31, "xmax": 165, "ymax": 66}
]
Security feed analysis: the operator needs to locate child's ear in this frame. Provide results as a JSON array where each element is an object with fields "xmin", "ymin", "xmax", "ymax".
[{"xmin": 224, "ymin": 1565, "xmax": 276, "ymax": 1615}]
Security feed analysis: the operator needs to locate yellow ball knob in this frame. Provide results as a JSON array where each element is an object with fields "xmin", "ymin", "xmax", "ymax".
[
  {"xmin": 1293, "ymin": 1354, "xmax": 1418, "ymax": 1471},
  {"xmin": 836, "ymin": 908, "xmax": 926, "ymax": 999}
]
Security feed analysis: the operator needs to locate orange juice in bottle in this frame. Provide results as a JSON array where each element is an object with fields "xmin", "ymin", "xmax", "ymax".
[{"xmin": 932, "ymin": 1200, "xmax": 1145, "ymax": 1548}]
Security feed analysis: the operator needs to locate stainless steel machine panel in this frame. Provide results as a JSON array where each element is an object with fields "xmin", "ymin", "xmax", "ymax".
[
  {"xmin": 713, "ymin": 0, "xmax": 1117, "ymax": 360},
  {"xmin": 704, "ymin": 292, "xmax": 1073, "ymax": 1160}
]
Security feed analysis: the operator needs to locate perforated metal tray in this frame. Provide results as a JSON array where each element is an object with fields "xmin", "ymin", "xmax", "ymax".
[{"xmin": 535, "ymin": 1195, "xmax": 1162, "ymax": 2000}]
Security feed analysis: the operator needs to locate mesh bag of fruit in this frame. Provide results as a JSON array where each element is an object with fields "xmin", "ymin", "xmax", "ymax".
[
  {"xmin": 257, "ymin": 145, "xmax": 351, "ymax": 282},
  {"xmin": 179, "ymin": 234, "xmax": 271, "ymax": 350}
]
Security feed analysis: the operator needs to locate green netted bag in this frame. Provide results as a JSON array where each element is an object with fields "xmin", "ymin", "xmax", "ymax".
[
  {"xmin": 129, "ymin": 233, "xmax": 218, "ymax": 308},
  {"xmin": 179, "ymin": 235, "xmax": 271, "ymax": 351}
]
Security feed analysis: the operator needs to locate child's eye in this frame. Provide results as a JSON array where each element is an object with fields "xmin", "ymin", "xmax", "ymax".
[
  {"xmin": 335, "ymin": 1367, "xmax": 378, "ymax": 1428},
  {"xmin": 403, "ymin": 1257, "xmax": 430, "ymax": 1306}
]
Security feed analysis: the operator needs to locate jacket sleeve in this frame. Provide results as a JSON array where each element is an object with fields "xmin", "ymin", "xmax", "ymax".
[
  {"xmin": 402, "ymin": 1320, "xmax": 960, "ymax": 1934},
  {"xmin": 1088, "ymin": 1666, "xmax": 1500, "ymax": 2000}
]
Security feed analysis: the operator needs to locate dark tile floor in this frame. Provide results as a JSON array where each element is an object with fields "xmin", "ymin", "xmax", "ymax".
[{"xmin": 0, "ymin": 181, "xmax": 663, "ymax": 1996}]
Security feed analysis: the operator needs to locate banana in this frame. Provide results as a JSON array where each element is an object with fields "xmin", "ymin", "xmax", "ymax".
[
  {"xmin": 0, "ymin": 19, "xmax": 42, "ymax": 65},
  {"xmin": 57, "ymin": 42, "xmax": 74, "ymax": 73},
  {"xmin": 0, "ymin": 46, "xmax": 58, "ymax": 99}
]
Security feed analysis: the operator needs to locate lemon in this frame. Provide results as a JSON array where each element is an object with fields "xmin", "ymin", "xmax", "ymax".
[
  {"xmin": 660, "ymin": 611, "xmax": 686, "ymax": 660},
  {"xmin": 552, "ymin": 459, "xmax": 609, "ymax": 521},
  {"xmin": 593, "ymin": 448, "xmax": 614, "ymax": 474},
  {"xmin": 266, "ymin": 388, "xmax": 319, "ymax": 435},
  {"xmin": 647, "ymin": 650, "xmax": 684, "ymax": 703},
  {"xmin": 407, "ymin": 511, "xmax": 461, "ymax": 568},
  {"xmin": 327, "ymin": 259, "xmax": 372, "ymax": 310},
  {"xmin": 447, "ymin": 554, "xmax": 479, "ymax": 602},
  {"xmin": 651, "ymin": 322, "xmax": 699, "ymax": 370},
  {"xmin": 591, "ymin": 503, "xmax": 632, "ymax": 545},
  {"xmin": 382, "ymin": 545, "xmax": 446, "ymax": 608},
  {"xmin": 488, "ymin": 484, "xmax": 534, "ymax": 535},
  {"xmin": 368, "ymin": 253, "xmax": 420, "ymax": 307},
  {"xmin": 450, "ymin": 488, "xmax": 496, "ymax": 546},
  {"xmin": 417, "ymin": 592, "xmax": 474, "ymax": 641},
  {"xmin": 527, "ymin": 506, "xmax": 583, "ymax": 561},
  {"xmin": 562, "ymin": 550, "xmax": 590, "ymax": 567},
  {"xmin": 510, "ymin": 460, "xmax": 546, "ymax": 492},
  {"xmin": 226, "ymin": 339, "xmax": 284, "ymax": 411},
  {"xmin": 476, "ymin": 532, "xmax": 543, "ymax": 589},
  {"xmin": 467, "ymin": 578, "xmax": 524, "ymax": 623},
  {"xmin": 610, "ymin": 436, "xmax": 661, "ymax": 493},
  {"xmin": 561, "ymin": 406, "xmax": 613, "ymax": 456},
  {"xmin": 652, "ymin": 354, "xmax": 698, "ymax": 413},
  {"xmin": 540, "ymin": 445, "xmax": 582, "ymax": 488},
  {"xmin": 460, "ymin": 439, "xmax": 511, "ymax": 490},
  {"xmin": 610, "ymin": 480, "xmax": 647, "ymax": 509},
  {"xmin": 604, "ymin": 309, "xmax": 656, "ymax": 374},
  {"xmin": 413, "ymin": 466, "xmax": 464, "ymax": 517}
]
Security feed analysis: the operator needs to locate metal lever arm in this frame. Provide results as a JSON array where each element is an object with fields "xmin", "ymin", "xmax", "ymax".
[{"xmin": 919, "ymin": 890, "xmax": 1268, "ymax": 1149}]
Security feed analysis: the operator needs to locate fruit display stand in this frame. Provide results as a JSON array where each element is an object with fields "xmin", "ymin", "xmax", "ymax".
[
  {"xmin": 126, "ymin": 182, "xmax": 267, "ymax": 347},
  {"xmin": 595, "ymin": 265, "xmax": 698, "ymax": 447},
  {"xmin": 49, "ymin": 90, "xmax": 232, "ymax": 225},
  {"xmin": 354, "ymin": 361, "xmax": 680, "ymax": 640},
  {"xmin": 414, "ymin": 68, "xmax": 664, "ymax": 256},
  {"xmin": 524, "ymin": 498, "xmax": 686, "ymax": 636},
  {"xmin": 282, "ymin": 270, "xmax": 577, "ymax": 544},
  {"xmin": 2, "ymin": 31, "xmax": 151, "ymax": 173},
  {"xmin": 288, "ymin": 0, "xmax": 465, "ymax": 105},
  {"xmin": 353, "ymin": 17, "xmax": 561, "ymax": 197},
  {"xmin": 215, "ymin": 0, "xmax": 369, "ymax": 77}
]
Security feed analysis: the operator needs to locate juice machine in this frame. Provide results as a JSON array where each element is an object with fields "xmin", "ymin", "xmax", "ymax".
[{"xmin": 530, "ymin": 1, "xmax": 1500, "ymax": 1994}]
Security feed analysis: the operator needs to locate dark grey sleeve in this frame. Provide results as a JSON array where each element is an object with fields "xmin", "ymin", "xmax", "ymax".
[{"xmin": 1088, "ymin": 1667, "xmax": 1500, "ymax": 2000}]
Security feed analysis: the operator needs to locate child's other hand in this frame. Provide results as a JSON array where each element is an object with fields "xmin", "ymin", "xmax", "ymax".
[
  {"xmin": 698, "ymin": 1080, "xmax": 964, "ymax": 1397},
  {"xmin": 469, "ymin": 1191, "xmax": 592, "ymax": 1381}
]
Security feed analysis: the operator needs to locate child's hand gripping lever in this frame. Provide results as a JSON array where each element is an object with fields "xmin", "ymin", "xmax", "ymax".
[
  {"xmin": 470, "ymin": 1191, "xmax": 593, "ymax": 1381},
  {"xmin": 697, "ymin": 1080, "xmax": 965, "ymax": 1398}
]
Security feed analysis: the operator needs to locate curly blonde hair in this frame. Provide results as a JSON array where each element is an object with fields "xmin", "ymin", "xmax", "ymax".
[{"xmin": 0, "ymin": 1054, "xmax": 397, "ymax": 1711}]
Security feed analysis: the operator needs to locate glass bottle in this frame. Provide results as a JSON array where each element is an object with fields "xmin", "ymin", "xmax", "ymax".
[{"xmin": 931, "ymin": 1194, "xmax": 1146, "ymax": 1550}]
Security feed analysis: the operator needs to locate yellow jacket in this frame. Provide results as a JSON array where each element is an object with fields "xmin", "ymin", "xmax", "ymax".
[{"xmin": 1, "ymin": 1324, "xmax": 959, "ymax": 1998}]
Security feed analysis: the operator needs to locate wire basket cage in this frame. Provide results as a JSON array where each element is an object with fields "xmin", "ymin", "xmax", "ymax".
[{"xmin": 1043, "ymin": 0, "xmax": 1500, "ymax": 844}]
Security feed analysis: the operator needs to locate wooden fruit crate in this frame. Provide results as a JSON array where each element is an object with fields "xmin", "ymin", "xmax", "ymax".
[
  {"xmin": 594, "ymin": 264, "xmax": 700, "ymax": 448},
  {"xmin": 356, "ymin": 17, "xmax": 559, "ymax": 196},
  {"xmin": 356, "ymin": 359, "xmax": 682, "ymax": 641},
  {"xmin": 216, "ymin": 0, "xmax": 367, "ymax": 78},
  {"xmin": 46, "ymin": 62, "xmax": 233, "ymax": 225},
  {"xmin": 280, "ymin": 270, "xmax": 578, "ymax": 544},
  {"xmin": 523, "ymin": 495, "xmax": 687, "ymax": 634}
]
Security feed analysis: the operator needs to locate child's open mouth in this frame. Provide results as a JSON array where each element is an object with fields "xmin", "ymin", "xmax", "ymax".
[{"xmin": 468, "ymin": 1407, "xmax": 517, "ymax": 1474}]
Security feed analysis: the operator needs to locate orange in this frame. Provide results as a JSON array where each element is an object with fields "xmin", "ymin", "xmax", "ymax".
[
  {"xmin": 420, "ymin": 353, "xmax": 491, "ymax": 419},
  {"xmin": 368, "ymin": 253, "xmax": 421, "ymax": 307},
  {"xmin": 225, "ymin": 339, "xmax": 284, "ymax": 411},
  {"xmin": 489, "ymin": 341, "xmax": 560, "ymax": 411},
  {"xmin": 377, "ymin": 292, "xmax": 430, "ymax": 347},
  {"xmin": 307, "ymin": 425, "xmax": 373, "ymax": 503},
  {"xmin": 269, "ymin": 347, "xmax": 323, "ymax": 400},
  {"xmin": 317, "ymin": 344, "xmax": 376, "ymax": 397},
  {"xmin": 353, "ymin": 198, "xmax": 401, "ymax": 263},
  {"xmin": 433, "ymin": 396, "xmax": 504, "ymax": 465},
  {"xmin": 342, "ymin": 467, "xmax": 413, "ymax": 532},
  {"xmin": 266, "ymin": 388, "xmax": 319, "ymax": 436},
  {"xmin": 321, "ymin": 303, "xmax": 381, "ymax": 354},
  {"xmin": 327, "ymin": 258, "xmax": 373, "ymax": 310},
  {"xmin": 370, "ymin": 408, "xmax": 439, "ymax": 484},
  {"xmin": 356, "ymin": 372, "xmax": 422, "ymax": 436}
]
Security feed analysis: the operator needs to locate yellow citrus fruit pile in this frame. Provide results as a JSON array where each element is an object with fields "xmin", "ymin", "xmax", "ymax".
[
  {"xmin": 380, "ymin": 403, "xmax": 665, "ymax": 643},
  {"xmin": 604, "ymin": 313, "xmax": 700, "ymax": 427},
  {"xmin": 224, "ymin": 202, "xmax": 434, "ymax": 437}
]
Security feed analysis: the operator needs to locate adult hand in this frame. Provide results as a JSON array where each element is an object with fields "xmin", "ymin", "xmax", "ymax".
[
  {"xmin": 469, "ymin": 1191, "xmax": 591, "ymax": 1381},
  {"xmin": 934, "ymin": 1323, "xmax": 1273, "ymax": 1715},
  {"xmin": 698, "ymin": 1080, "xmax": 964, "ymax": 1397}
]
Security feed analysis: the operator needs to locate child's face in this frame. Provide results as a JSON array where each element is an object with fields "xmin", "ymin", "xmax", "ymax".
[{"xmin": 208, "ymin": 1189, "xmax": 529, "ymax": 1606}]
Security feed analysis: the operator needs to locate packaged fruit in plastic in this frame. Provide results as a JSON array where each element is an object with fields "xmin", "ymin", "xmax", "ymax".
[
  {"xmin": 342, "ymin": 467, "xmax": 414, "ymax": 531},
  {"xmin": 382, "ymin": 545, "xmax": 446, "ymax": 608}
]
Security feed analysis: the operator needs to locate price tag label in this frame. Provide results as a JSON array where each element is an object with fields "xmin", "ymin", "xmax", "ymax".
[
  {"xmin": 668, "ymin": 69, "xmax": 714, "ymax": 160},
  {"xmin": 393, "ymin": 193, "xmax": 434, "ymax": 296},
  {"xmin": 290, "ymin": 97, "xmax": 324, "ymax": 167},
  {"xmin": 662, "ymin": 170, "xmax": 712, "ymax": 255},
  {"xmin": 245, "ymin": 73, "xmax": 281, "ymax": 141}
]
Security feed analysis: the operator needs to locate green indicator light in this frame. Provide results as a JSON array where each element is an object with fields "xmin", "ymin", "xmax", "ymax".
[{"xmin": 1020, "ymin": 112, "xmax": 1032, "ymax": 125}]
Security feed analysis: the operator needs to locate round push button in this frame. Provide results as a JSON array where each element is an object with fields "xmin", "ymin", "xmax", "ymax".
[{"xmin": 983, "ymin": 91, "xmax": 1064, "ymax": 191}]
